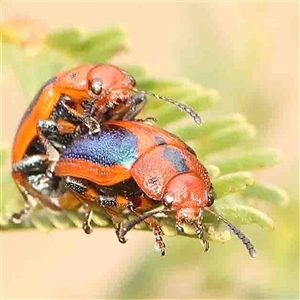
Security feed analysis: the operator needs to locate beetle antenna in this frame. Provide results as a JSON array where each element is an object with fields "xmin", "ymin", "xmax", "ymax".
[
  {"xmin": 204, "ymin": 207, "xmax": 257, "ymax": 258},
  {"xmin": 116, "ymin": 206, "xmax": 169, "ymax": 243},
  {"xmin": 132, "ymin": 88, "xmax": 202, "ymax": 125}
]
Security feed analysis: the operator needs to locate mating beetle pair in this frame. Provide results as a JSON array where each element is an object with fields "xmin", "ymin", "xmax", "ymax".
[
  {"xmin": 11, "ymin": 64, "xmax": 256, "ymax": 257},
  {"xmin": 12, "ymin": 64, "xmax": 201, "ymax": 218}
]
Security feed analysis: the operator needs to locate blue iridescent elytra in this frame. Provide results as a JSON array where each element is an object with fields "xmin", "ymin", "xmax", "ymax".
[{"xmin": 60, "ymin": 125, "xmax": 138, "ymax": 166}]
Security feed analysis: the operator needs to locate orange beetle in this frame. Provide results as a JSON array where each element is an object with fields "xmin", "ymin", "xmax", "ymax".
[{"xmin": 53, "ymin": 120, "xmax": 256, "ymax": 257}]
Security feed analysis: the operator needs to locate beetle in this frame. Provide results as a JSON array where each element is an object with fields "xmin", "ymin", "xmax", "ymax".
[
  {"xmin": 51, "ymin": 120, "xmax": 257, "ymax": 257},
  {"xmin": 11, "ymin": 64, "xmax": 202, "ymax": 222}
]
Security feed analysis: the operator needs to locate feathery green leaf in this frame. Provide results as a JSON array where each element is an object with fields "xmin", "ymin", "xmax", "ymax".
[
  {"xmin": 243, "ymin": 181, "xmax": 289, "ymax": 206},
  {"xmin": 214, "ymin": 148, "xmax": 281, "ymax": 174},
  {"xmin": 213, "ymin": 172, "xmax": 254, "ymax": 199},
  {"xmin": 214, "ymin": 204, "xmax": 275, "ymax": 229}
]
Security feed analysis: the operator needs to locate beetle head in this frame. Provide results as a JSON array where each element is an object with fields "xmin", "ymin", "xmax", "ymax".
[
  {"xmin": 163, "ymin": 173, "xmax": 214, "ymax": 223},
  {"xmin": 55, "ymin": 64, "xmax": 135, "ymax": 104}
]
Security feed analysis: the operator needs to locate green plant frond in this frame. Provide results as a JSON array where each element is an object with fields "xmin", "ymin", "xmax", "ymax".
[
  {"xmin": 0, "ymin": 175, "xmax": 22, "ymax": 220},
  {"xmin": 46, "ymin": 27, "xmax": 127, "ymax": 63},
  {"xmin": 45, "ymin": 28, "xmax": 83, "ymax": 50},
  {"xmin": 1, "ymin": 26, "xmax": 285, "ymax": 245},
  {"xmin": 243, "ymin": 181, "xmax": 290, "ymax": 206},
  {"xmin": 0, "ymin": 149, "xmax": 9, "ymax": 168},
  {"xmin": 212, "ymin": 172, "xmax": 255, "ymax": 199},
  {"xmin": 143, "ymin": 80, "xmax": 219, "ymax": 113},
  {"xmin": 3, "ymin": 43, "xmax": 75, "ymax": 99},
  {"xmin": 31, "ymin": 211, "xmax": 57, "ymax": 233},
  {"xmin": 205, "ymin": 165, "xmax": 221, "ymax": 178},
  {"xmin": 213, "ymin": 148, "xmax": 281, "ymax": 174},
  {"xmin": 172, "ymin": 113, "xmax": 247, "ymax": 141},
  {"xmin": 206, "ymin": 226, "xmax": 231, "ymax": 243},
  {"xmin": 213, "ymin": 204, "xmax": 275, "ymax": 230},
  {"xmin": 194, "ymin": 123, "xmax": 257, "ymax": 157}
]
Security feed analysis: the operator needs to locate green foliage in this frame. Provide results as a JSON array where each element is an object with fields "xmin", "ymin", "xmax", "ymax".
[
  {"xmin": 212, "ymin": 171, "xmax": 254, "ymax": 199},
  {"xmin": 46, "ymin": 27, "xmax": 128, "ymax": 63},
  {"xmin": 214, "ymin": 148, "xmax": 281, "ymax": 174},
  {"xmin": 243, "ymin": 181, "xmax": 289, "ymax": 206},
  {"xmin": 214, "ymin": 204, "xmax": 275, "ymax": 229},
  {"xmin": 1, "ymin": 26, "xmax": 288, "ymax": 248}
]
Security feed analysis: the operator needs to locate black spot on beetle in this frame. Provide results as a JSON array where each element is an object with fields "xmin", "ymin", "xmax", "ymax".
[
  {"xmin": 163, "ymin": 146, "xmax": 190, "ymax": 173},
  {"xmin": 69, "ymin": 71, "xmax": 78, "ymax": 79},
  {"xmin": 148, "ymin": 176, "xmax": 158, "ymax": 184}
]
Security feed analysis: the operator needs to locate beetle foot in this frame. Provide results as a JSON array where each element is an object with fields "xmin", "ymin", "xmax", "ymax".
[
  {"xmin": 175, "ymin": 221, "xmax": 184, "ymax": 233},
  {"xmin": 194, "ymin": 221, "xmax": 210, "ymax": 252},
  {"xmin": 10, "ymin": 205, "xmax": 31, "ymax": 224},
  {"xmin": 82, "ymin": 222, "xmax": 93, "ymax": 234},
  {"xmin": 82, "ymin": 211, "xmax": 93, "ymax": 234},
  {"xmin": 153, "ymin": 226, "xmax": 166, "ymax": 256},
  {"xmin": 115, "ymin": 223, "xmax": 127, "ymax": 244},
  {"xmin": 202, "ymin": 239, "xmax": 210, "ymax": 252},
  {"xmin": 85, "ymin": 117, "xmax": 101, "ymax": 134},
  {"xmin": 135, "ymin": 117, "xmax": 157, "ymax": 125}
]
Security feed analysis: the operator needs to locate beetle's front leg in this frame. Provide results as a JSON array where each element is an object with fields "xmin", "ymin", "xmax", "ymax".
[
  {"xmin": 123, "ymin": 93, "xmax": 147, "ymax": 120},
  {"xmin": 127, "ymin": 93, "xmax": 157, "ymax": 124},
  {"xmin": 126, "ymin": 199, "xmax": 166, "ymax": 256},
  {"xmin": 61, "ymin": 97, "xmax": 100, "ymax": 134}
]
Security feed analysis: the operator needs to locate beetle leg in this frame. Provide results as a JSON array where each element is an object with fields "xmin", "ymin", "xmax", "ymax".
[
  {"xmin": 38, "ymin": 118, "xmax": 79, "ymax": 147},
  {"xmin": 82, "ymin": 210, "xmax": 93, "ymax": 234},
  {"xmin": 36, "ymin": 120, "xmax": 60, "ymax": 165},
  {"xmin": 64, "ymin": 178, "xmax": 96, "ymax": 234},
  {"xmin": 175, "ymin": 221, "xmax": 185, "ymax": 233},
  {"xmin": 123, "ymin": 93, "xmax": 147, "ymax": 120},
  {"xmin": 10, "ymin": 170, "xmax": 66, "ymax": 223},
  {"xmin": 135, "ymin": 117, "xmax": 157, "ymax": 125},
  {"xmin": 194, "ymin": 211, "xmax": 209, "ymax": 252},
  {"xmin": 64, "ymin": 177, "xmax": 116, "ymax": 206},
  {"xmin": 127, "ymin": 201, "xmax": 166, "ymax": 256},
  {"xmin": 61, "ymin": 97, "xmax": 100, "ymax": 133},
  {"xmin": 10, "ymin": 188, "xmax": 36, "ymax": 224},
  {"xmin": 37, "ymin": 119, "xmax": 81, "ymax": 177},
  {"xmin": 64, "ymin": 177, "xmax": 124, "ymax": 231},
  {"xmin": 11, "ymin": 154, "xmax": 49, "ymax": 223},
  {"xmin": 13, "ymin": 154, "xmax": 49, "ymax": 174}
]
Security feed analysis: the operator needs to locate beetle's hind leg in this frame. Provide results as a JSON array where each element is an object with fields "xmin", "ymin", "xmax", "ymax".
[
  {"xmin": 10, "ymin": 190, "xmax": 36, "ymax": 224},
  {"xmin": 64, "ymin": 177, "xmax": 123, "ymax": 234},
  {"xmin": 11, "ymin": 154, "xmax": 50, "ymax": 223}
]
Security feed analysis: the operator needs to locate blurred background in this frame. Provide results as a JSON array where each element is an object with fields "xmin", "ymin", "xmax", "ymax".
[{"xmin": 1, "ymin": 2, "xmax": 299, "ymax": 299}]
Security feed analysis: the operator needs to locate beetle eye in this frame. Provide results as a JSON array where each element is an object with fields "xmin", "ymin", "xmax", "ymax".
[
  {"xmin": 129, "ymin": 75, "xmax": 136, "ymax": 87},
  {"xmin": 163, "ymin": 193, "xmax": 174, "ymax": 207},
  {"xmin": 90, "ymin": 78, "xmax": 103, "ymax": 96},
  {"xmin": 123, "ymin": 71, "xmax": 136, "ymax": 87},
  {"xmin": 207, "ymin": 188, "xmax": 214, "ymax": 207}
]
